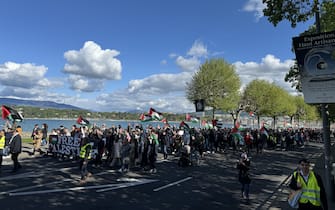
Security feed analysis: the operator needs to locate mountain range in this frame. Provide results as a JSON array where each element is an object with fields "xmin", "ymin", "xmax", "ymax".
[{"xmin": 0, "ymin": 98, "xmax": 83, "ymax": 110}]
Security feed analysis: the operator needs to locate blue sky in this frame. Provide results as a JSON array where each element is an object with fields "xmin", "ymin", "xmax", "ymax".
[{"xmin": 0, "ymin": 0, "xmax": 313, "ymax": 113}]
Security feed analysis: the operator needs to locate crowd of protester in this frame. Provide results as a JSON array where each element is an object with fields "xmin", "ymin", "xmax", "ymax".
[
  {"xmin": 40, "ymin": 123, "xmax": 329, "ymax": 171},
  {"xmin": 1, "ymin": 121, "xmax": 330, "ymax": 175}
]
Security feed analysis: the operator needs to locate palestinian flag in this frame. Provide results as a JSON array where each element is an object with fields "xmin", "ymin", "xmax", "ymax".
[
  {"xmin": 249, "ymin": 111, "xmax": 255, "ymax": 117},
  {"xmin": 148, "ymin": 108, "xmax": 163, "ymax": 121},
  {"xmin": 76, "ymin": 115, "xmax": 90, "ymax": 125},
  {"xmin": 260, "ymin": 124, "xmax": 269, "ymax": 138},
  {"xmin": 231, "ymin": 127, "xmax": 243, "ymax": 143},
  {"xmin": 201, "ymin": 120, "xmax": 213, "ymax": 129},
  {"xmin": 1, "ymin": 105, "xmax": 24, "ymax": 122},
  {"xmin": 185, "ymin": 113, "xmax": 199, "ymax": 123},
  {"xmin": 179, "ymin": 120, "xmax": 190, "ymax": 131},
  {"xmin": 139, "ymin": 113, "xmax": 152, "ymax": 122}
]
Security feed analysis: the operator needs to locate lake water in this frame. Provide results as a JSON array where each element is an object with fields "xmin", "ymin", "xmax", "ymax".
[{"xmin": 1, "ymin": 118, "xmax": 203, "ymax": 133}]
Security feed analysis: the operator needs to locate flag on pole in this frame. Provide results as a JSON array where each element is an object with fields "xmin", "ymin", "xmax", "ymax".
[
  {"xmin": 260, "ymin": 125, "xmax": 269, "ymax": 138},
  {"xmin": 139, "ymin": 113, "xmax": 152, "ymax": 122},
  {"xmin": 231, "ymin": 126, "xmax": 243, "ymax": 145},
  {"xmin": 76, "ymin": 115, "xmax": 90, "ymax": 125},
  {"xmin": 179, "ymin": 120, "xmax": 190, "ymax": 131},
  {"xmin": 1, "ymin": 105, "xmax": 24, "ymax": 122},
  {"xmin": 148, "ymin": 108, "xmax": 163, "ymax": 121},
  {"xmin": 185, "ymin": 113, "xmax": 199, "ymax": 123}
]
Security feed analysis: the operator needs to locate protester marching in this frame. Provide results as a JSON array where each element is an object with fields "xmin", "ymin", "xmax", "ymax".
[{"xmin": 0, "ymin": 104, "xmax": 332, "ymax": 209}]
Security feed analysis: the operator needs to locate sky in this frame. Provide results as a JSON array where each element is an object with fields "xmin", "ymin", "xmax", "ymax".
[{"xmin": 0, "ymin": 0, "xmax": 314, "ymax": 114}]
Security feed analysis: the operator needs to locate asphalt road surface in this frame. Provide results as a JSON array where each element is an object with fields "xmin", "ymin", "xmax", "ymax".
[{"xmin": 0, "ymin": 142, "xmax": 326, "ymax": 210}]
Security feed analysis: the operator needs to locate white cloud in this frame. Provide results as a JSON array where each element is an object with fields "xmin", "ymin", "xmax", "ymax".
[
  {"xmin": 96, "ymin": 89, "xmax": 194, "ymax": 113},
  {"xmin": 128, "ymin": 72, "xmax": 192, "ymax": 94},
  {"xmin": 174, "ymin": 40, "xmax": 208, "ymax": 72},
  {"xmin": 0, "ymin": 42, "xmax": 298, "ymax": 114},
  {"xmin": 0, "ymin": 62, "xmax": 48, "ymax": 88},
  {"xmin": 175, "ymin": 56, "xmax": 201, "ymax": 72},
  {"xmin": 63, "ymin": 41, "xmax": 122, "ymax": 80},
  {"xmin": 187, "ymin": 40, "xmax": 208, "ymax": 57},
  {"xmin": 242, "ymin": 0, "xmax": 266, "ymax": 21},
  {"xmin": 233, "ymin": 54, "xmax": 296, "ymax": 94},
  {"xmin": 68, "ymin": 75, "xmax": 104, "ymax": 92}
]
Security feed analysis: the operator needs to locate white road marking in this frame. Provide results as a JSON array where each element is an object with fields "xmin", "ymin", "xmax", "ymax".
[
  {"xmin": 96, "ymin": 178, "xmax": 158, "ymax": 192},
  {"xmin": 0, "ymin": 179, "xmax": 72, "ymax": 195},
  {"xmin": 8, "ymin": 179, "xmax": 159, "ymax": 196},
  {"xmin": 9, "ymin": 183, "xmax": 125, "ymax": 196},
  {"xmin": 0, "ymin": 166, "xmax": 76, "ymax": 181},
  {"xmin": 153, "ymin": 177, "xmax": 192, "ymax": 192},
  {"xmin": 94, "ymin": 169, "xmax": 117, "ymax": 176},
  {"xmin": 0, "ymin": 172, "xmax": 42, "ymax": 181}
]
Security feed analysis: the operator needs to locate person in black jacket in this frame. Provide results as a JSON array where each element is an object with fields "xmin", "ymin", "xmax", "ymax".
[
  {"xmin": 237, "ymin": 152, "xmax": 251, "ymax": 200},
  {"xmin": 9, "ymin": 129, "xmax": 22, "ymax": 173}
]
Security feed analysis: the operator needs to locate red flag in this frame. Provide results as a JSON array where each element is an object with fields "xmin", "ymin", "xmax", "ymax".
[
  {"xmin": 179, "ymin": 121, "xmax": 190, "ymax": 131},
  {"xmin": 139, "ymin": 113, "xmax": 152, "ymax": 122},
  {"xmin": 76, "ymin": 116, "xmax": 90, "ymax": 125},
  {"xmin": 185, "ymin": 113, "xmax": 191, "ymax": 121},
  {"xmin": 1, "ymin": 105, "xmax": 24, "ymax": 122},
  {"xmin": 235, "ymin": 122, "xmax": 240, "ymax": 129},
  {"xmin": 1, "ymin": 105, "xmax": 11, "ymax": 120}
]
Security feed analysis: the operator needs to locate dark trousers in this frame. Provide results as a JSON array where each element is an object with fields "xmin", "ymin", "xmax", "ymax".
[
  {"xmin": 0, "ymin": 149, "xmax": 3, "ymax": 170},
  {"xmin": 80, "ymin": 159, "xmax": 89, "ymax": 180},
  {"xmin": 11, "ymin": 152, "xmax": 21, "ymax": 172},
  {"xmin": 241, "ymin": 183, "xmax": 250, "ymax": 198},
  {"xmin": 298, "ymin": 202, "xmax": 323, "ymax": 210}
]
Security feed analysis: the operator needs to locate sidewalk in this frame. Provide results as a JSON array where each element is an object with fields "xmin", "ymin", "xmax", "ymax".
[{"xmin": 267, "ymin": 141, "xmax": 335, "ymax": 210}]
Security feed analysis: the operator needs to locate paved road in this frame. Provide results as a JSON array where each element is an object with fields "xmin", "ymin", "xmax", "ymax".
[{"xmin": 0, "ymin": 142, "xmax": 333, "ymax": 210}]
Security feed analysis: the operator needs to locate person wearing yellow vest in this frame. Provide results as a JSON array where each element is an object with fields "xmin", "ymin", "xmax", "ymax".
[
  {"xmin": 289, "ymin": 158, "xmax": 328, "ymax": 210},
  {"xmin": 79, "ymin": 137, "xmax": 93, "ymax": 184},
  {"xmin": 0, "ymin": 129, "xmax": 5, "ymax": 173}
]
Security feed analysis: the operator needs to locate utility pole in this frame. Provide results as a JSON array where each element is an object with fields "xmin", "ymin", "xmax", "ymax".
[{"xmin": 315, "ymin": 1, "xmax": 334, "ymax": 202}]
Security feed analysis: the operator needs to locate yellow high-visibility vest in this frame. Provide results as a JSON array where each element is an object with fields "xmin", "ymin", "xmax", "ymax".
[
  {"xmin": 294, "ymin": 171, "xmax": 321, "ymax": 206},
  {"xmin": 0, "ymin": 136, "xmax": 5, "ymax": 149},
  {"xmin": 79, "ymin": 143, "xmax": 92, "ymax": 159}
]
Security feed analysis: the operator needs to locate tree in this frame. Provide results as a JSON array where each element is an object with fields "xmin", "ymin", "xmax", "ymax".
[
  {"xmin": 186, "ymin": 58, "xmax": 241, "ymax": 118},
  {"xmin": 293, "ymin": 95, "xmax": 319, "ymax": 126},
  {"xmin": 242, "ymin": 79, "xmax": 290, "ymax": 128},
  {"xmin": 263, "ymin": 0, "xmax": 333, "ymax": 28},
  {"xmin": 264, "ymin": 0, "xmax": 335, "ymax": 92}
]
